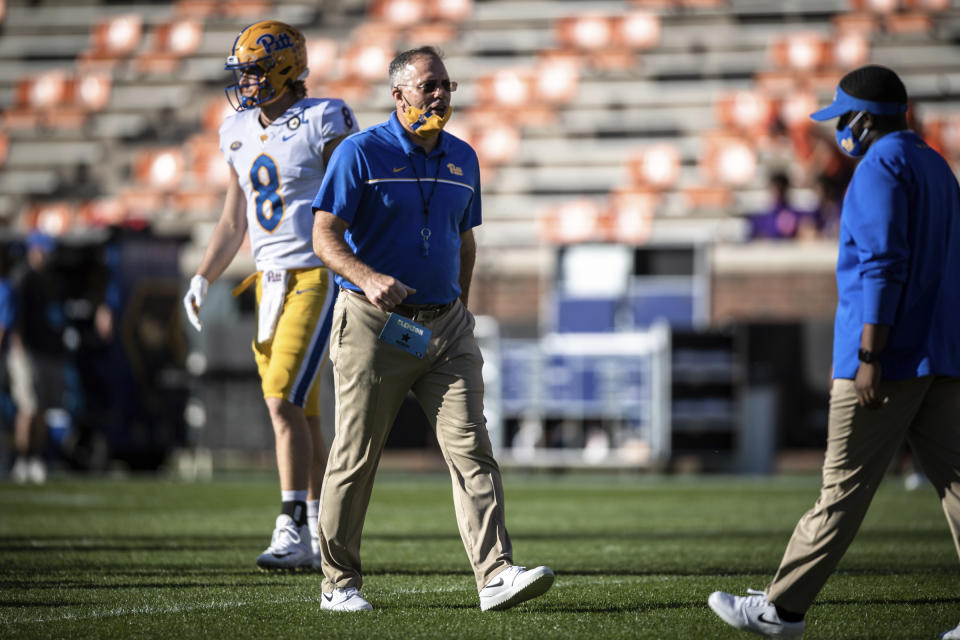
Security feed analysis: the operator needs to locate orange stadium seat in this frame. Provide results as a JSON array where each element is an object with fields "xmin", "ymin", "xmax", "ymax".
[
  {"xmin": 174, "ymin": 0, "xmax": 220, "ymax": 18},
  {"xmin": 133, "ymin": 148, "xmax": 185, "ymax": 191},
  {"xmin": 79, "ymin": 198, "xmax": 131, "ymax": 228},
  {"xmin": 539, "ymin": 198, "xmax": 606, "ymax": 245},
  {"xmin": 848, "ymin": 0, "xmax": 901, "ymax": 11},
  {"xmin": 556, "ymin": 14, "xmax": 614, "ymax": 52},
  {"xmin": 627, "ymin": 144, "xmax": 682, "ymax": 189},
  {"xmin": 776, "ymin": 91, "xmax": 820, "ymax": 130},
  {"xmin": 136, "ymin": 19, "xmax": 204, "ymax": 74},
  {"xmin": 222, "ymin": 0, "xmax": 273, "ymax": 18},
  {"xmin": 428, "ymin": 0, "xmax": 472, "ymax": 22},
  {"xmin": 6, "ymin": 71, "xmax": 103, "ymax": 130},
  {"xmin": 682, "ymin": 185, "xmax": 733, "ymax": 211},
  {"xmin": 369, "ymin": 0, "xmax": 428, "ymax": 26},
  {"xmin": 770, "ymin": 33, "xmax": 832, "ymax": 72},
  {"xmin": 715, "ymin": 90, "xmax": 776, "ymax": 136},
  {"xmin": 79, "ymin": 14, "xmax": 144, "ymax": 69},
  {"xmin": 185, "ymin": 135, "xmax": 232, "ymax": 189},
  {"xmin": 306, "ymin": 38, "xmax": 339, "ymax": 86},
  {"xmin": 406, "ymin": 20, "xmax": 459, "ymax": 45},
  {"xmin": 832, "ymin": 11, "xmax": 880, "ymax": 34},
  {"xmin": 699, "ymin": 132, "xmax": 757, "ymax": 187},
  {"xmin": 202, "ymin": 96, "xmax": 236, "ymax": 134},
  {"xmin": 833, "ymin": 32, "xmax": 870, "ymax": 69},
  {"xmin": 0, "ymin": 130, "xmax": 7, "ymax": 168},
  {"xmin": 615, "ymin": 12, "xmax": 661, "ymax": 50},
  {"xmin": 905, "ymin": 0, "xmax": 949, "ymax": 8},
  {"xmin": 533, "ymin": 51, "xmax": 581, "ymax": 105},
  {"xmin": 343, "ymin": 37, "xmax": 396, "ymax": 83},
  {"xmin": 22, "ymin": 202, "xmax": 76, "ymax": 235},
  {"xmin": 472, "ymin": 122, "xmax": 521, "ymax": 167},
  {"xmin": 607, "ymin": 187, "xmax": 658, "ymax": 244},
  {"xmin": 314, "ymin": 78, "xmax": 372, "ymax": 105},
  {"xmin": 884, "ymin": 12, "xmax": 934, "ymax": 32}
]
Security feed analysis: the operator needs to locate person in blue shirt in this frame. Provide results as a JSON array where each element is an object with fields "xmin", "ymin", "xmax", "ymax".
[
  {"xmin": 311, "ymin": 46, "xmax": 554, "ymax": 613},
  {"xmin": 709, "ymin": 65, "xmax": 960, "ymax": 639}
]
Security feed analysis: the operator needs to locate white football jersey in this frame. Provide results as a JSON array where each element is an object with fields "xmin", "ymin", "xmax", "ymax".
[{"xmin": 219, "ymin": 97, "xmax": 358, "ymax": 270}]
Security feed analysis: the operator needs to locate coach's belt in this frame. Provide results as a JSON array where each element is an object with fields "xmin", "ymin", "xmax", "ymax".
[
  {"xmin": 394, "ymin": 300, "xmax": 456, "ymax": 322},
  {"xmin": 344, "ymin": 288, "xmax": 456, "ymax": 322}
]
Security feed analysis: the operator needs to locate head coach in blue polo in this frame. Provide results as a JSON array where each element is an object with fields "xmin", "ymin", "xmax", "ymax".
[
  {"xmin": 708, "ymin": 64, "xmax": 960, "ymax": 639},
  {"xmin": 311, "ymin": 46, "xmax": 554, "ymax": 613}
]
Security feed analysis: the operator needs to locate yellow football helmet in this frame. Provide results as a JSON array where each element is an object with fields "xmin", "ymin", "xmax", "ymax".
[{"xmin": 225, "ymin": 20, "xmax": 308, "ymax": 111}]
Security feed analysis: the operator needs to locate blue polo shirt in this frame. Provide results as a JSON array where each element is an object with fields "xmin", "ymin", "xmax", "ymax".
[
  {"xmin": 312, "ymin": 113, "xmax": 481, "ymax": 305},
  {"xmin": 833, "ymin": 129, "xmax": 960, "ymax": 380}
]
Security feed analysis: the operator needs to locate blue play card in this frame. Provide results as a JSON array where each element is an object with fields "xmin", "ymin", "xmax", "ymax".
[{"xmin": 378, "ymin": 312, "xmax": 432, "ymax": 359}]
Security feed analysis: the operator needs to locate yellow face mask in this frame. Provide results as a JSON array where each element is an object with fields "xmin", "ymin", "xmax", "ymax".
[{"xmin": 402, "ymin": 104, "xmax": 452, "ymax": 138}]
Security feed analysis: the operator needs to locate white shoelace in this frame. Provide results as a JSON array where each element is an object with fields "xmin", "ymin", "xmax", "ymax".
[{"xmin": 267, "ymin": 522, "xmax": 302, "ymax": 552}]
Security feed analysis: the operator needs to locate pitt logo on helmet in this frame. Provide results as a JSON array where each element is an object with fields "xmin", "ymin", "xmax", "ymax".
[
  {"xmin": 256, "ymin": 32, "xmax": 293, "ymax": 55},
  {"xmin": 224, "ymin": 20, "xmax": 308, "ymax": 112}
]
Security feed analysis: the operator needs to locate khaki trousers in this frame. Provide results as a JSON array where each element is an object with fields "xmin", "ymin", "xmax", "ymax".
[
  {"xmin": 767, "ymin": 376, "xmax": 960, "ymax": 613},
  {"xmin": 319, "ymin": 291, "xmax": 512, "ymax": 593}
]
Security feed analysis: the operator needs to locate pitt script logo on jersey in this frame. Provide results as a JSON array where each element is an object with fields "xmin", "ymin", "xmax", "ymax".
[
  {"xmin": 256, "ymin": 32, "xmax": 294, "ymax": 54},
  {"xmin": 446, "ymin": 163, "xmax": 463, "ymax": 176}
]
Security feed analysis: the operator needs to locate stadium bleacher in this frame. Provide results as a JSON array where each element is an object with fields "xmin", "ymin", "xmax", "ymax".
[{"xmin": 1, "ymin": 0, "xmax": 958, "ymax": 248}]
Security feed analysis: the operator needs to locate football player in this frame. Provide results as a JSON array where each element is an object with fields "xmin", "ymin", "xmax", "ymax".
[{"xmin": 183, "ymin": 20, "xmax": 358, "ymax": 570}]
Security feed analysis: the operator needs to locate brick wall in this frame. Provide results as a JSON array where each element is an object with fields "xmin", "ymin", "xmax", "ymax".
[
  {"xmin": 710, "ymin": 241, "xmax": 838, "ymax": 325},
  {"xmin": 712, "ymin": 271, "xmax": 837, "ymax": 324}
]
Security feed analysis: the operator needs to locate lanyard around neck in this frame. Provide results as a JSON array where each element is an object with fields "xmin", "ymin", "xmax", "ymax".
[
  {"xmin": 406, "ymin": 151, "xmax": 445, "ymax": 256},
  {"xmin": 405, "ymin": 151, "xmax": 445, "ymax": 225}
]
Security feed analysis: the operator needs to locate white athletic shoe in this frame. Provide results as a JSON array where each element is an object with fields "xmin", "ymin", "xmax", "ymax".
[
  {"xmin": 942, "ymin": 622, "xmax": 960, "ymax": 639},
  {"xmin": 255, "ymin": 514, "xmax": 313, "ymax": 570},
  {"xmin": 27, "ymin": 458, "xmax": 46, "ymax": 485},
  {"xmin": 479, "ymin": 565, "xmax": 555, "ymax": 611},
  {"xmin": 320, "ymin": 587, "xmax": 373, "ymax": 611},
  {"xmin": 708, "ymin": 589, "xmax": 804, "ymax": 638},
  {"xmin": 10, "ymin": 457, "xmax": 28, "ymax": 484}
]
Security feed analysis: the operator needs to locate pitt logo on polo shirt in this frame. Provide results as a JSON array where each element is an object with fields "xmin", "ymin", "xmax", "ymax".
[{"xmin": 447, "ymin": 163, "xmax": 463, "ymax": 176}]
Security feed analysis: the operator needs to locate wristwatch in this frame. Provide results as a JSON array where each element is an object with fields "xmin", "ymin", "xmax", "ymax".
[{"xmin": 857, "ymin": 348, "xmax": 879, "ymax": 364}]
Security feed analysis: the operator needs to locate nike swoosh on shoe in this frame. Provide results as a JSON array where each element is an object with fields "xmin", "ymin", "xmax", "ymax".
[{"xmin": 758, "ymin": 613, "xmax": 782, "ymax": 627}]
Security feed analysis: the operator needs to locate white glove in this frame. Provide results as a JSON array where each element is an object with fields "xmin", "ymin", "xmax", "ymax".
[{"xmin": 184, "ymin": 274, "xmax": 209, "ymax": 332}]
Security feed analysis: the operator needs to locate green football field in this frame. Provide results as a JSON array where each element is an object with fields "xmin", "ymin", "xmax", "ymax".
[{"xmin": 0, "ymin": 471, "xmax": 956, "ymax": 639}]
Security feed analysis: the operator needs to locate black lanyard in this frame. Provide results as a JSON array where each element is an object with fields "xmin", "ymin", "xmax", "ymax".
[{"xmin": 406, "ymin": 150, "xmax": 444, "ymax": 256}]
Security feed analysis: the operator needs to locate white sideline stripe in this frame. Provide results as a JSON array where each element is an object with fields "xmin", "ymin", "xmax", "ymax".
[{"xmin": 3, "ymin": 576, "xmax": 639, "ymax": 625}]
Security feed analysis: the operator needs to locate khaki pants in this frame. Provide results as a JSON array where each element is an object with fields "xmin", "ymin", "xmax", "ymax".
[
  {"xmin": 767, "ymin": 376, "xmax": 960, "ymax": 613},
  {"xmin": 319, "ymin": 291, "xmax": 512, "ymax": 593}
]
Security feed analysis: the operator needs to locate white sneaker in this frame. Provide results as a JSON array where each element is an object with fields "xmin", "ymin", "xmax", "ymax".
[
  {"xmin": 942, "ymin": 622, "xmax": 960, "ymax": 639},
  {"xmin": 255, "ymin": 514, "xmax": 313, "ymax": 570},
  {"xmin": 10, "ymin": 457, "xmax": 28, "ymax": 484},
  {"xmin": 320, "ymin": 587, "xmax": 373, "ymax": 611},
  {"xmin": 479, "ymin": 565, "xmax": 555, "ymax": 611},
  {"xmin": 27, "ymin": 457, "xmax": 46, "ymax": 484},
  {"xmin": 708, "ymin": 589, "xmax": 804, "ymax": 638}
]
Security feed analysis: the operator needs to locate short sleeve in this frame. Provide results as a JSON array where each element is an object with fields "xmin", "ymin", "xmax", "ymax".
[
  {"xmin": 312, "ymin": 137, "xmax": 365, "ymax": 226},
  {"xmin": 320, "ymin": 100, "xmax": 360, "ymax": 144},
  {"xmin": 460, "ymin": 150, "xmax": 482, "ymax": 233}
]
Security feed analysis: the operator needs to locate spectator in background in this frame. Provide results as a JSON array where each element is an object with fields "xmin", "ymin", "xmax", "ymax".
[
  {"xmin": 9, "ymin": 231, "xmax": 65, "ymax": 484},
  {"xmin": 709, "ymin": 65, "xmax": 960, "ymax": 640},
  {"xmin": 747, "ymin": 171, "xmax": 818, "ymax": 240},
  {"xmin": 809, "ymin": 173, "xmax": 844, "ymax": 238}
]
